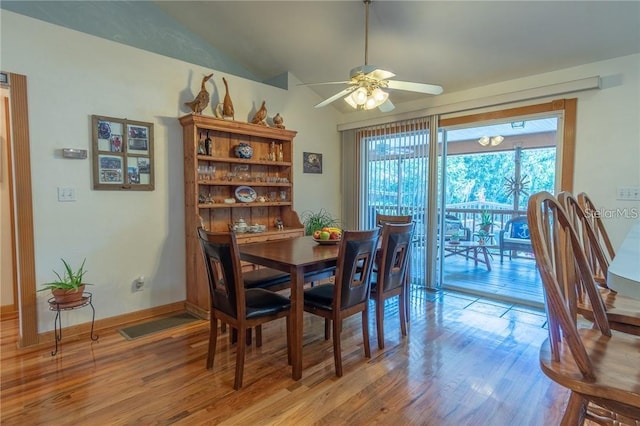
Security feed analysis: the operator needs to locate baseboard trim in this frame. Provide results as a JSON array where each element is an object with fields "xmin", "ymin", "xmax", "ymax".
[
  {"xmin": 185, "ymin": 301, "xmax": 210, "ymax": 320},
  {"xmin": 17, "ymin": 301, "xmax": 187, "ymax": 350},
  {"xmin": 1, "ymin": 304, "xmax": 18, "ymax": 320}
]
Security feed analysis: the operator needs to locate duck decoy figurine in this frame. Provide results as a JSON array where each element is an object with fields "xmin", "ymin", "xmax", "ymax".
[
  {"xmin": 273, "ymin": 113, "xmax": 285, "ymax": 129},
  {"xmin": 251, "ymin": 100, "xmax": 268, "ymax": 126},
  {"xmin": 184, "ymin": 73, "xmax": 213, "ymax": 114}
]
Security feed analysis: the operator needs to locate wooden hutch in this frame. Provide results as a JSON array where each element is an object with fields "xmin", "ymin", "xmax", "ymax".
[{"xmin": 179, "ymin": 114, "xmax": 304, "ymax": 317}]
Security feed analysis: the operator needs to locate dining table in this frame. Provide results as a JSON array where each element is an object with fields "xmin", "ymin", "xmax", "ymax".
[
  {"xmin": 607, "ymin": 219, "xmax": 640, "ymax": 299},
  {"xmin": 239, "ymin": 235, "xmax": 340, "ymax": 380}
]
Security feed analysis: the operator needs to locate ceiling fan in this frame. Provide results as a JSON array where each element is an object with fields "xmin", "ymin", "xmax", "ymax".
[{"xmin": 306, "ymin": 0, "xmax": 443, "ymax": 112}]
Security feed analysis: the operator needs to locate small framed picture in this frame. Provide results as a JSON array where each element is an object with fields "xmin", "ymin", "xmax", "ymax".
[
  {"xmin": 303, "ymin": 152, "xmax": 323, "ymax": 174},
  {"xmin": 92, "ymin": 115, "xmax": 154, "ymax": 190}
]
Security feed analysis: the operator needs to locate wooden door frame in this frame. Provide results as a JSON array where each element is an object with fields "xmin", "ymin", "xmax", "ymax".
[
  {"xmin": 5, "ymin": 72, "xmax": 38, "ymax": 347},
  {"xmin": 440, "ymin": 98, "xmax": 577, "ymax": 192}
]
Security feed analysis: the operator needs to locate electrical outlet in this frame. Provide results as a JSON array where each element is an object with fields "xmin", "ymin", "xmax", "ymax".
[
  {"xmin": 57, "ymin": 186, "xmax": 76, "ymax": 202},
  {"xmin": 617, "ymin": 186, "xmax": 640, "ymax": 201},
  {"xmin": 134, "ymin": 276, "xmax": 145, "ymax": 291}
]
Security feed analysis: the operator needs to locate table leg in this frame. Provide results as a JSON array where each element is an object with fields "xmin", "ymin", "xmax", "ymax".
[
  {"xmin": 289, "ymin": 266, "xmax": 304, "ymax": 380},
  {"xmin": 481, "ymin": 247, "xmax": 492, "ymax": 271}
]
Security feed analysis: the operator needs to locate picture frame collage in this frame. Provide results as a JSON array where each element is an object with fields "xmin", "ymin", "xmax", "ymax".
[{"xmin": 92, "ymin": 115, "xmax": 154, "ymax": 191}]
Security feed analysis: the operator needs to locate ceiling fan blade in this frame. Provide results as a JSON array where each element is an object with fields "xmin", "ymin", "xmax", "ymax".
[
  {"xmin": 387, "ymin": 80, "xmax": 444, "ymax": 95},
  {"xmin": 366, "ymin": 68, "xmax": 396, "ymax": 81},
  {"xmin": 378, "ymin": 99, "xmax": 395, "ymax": 112},
  {"xmin": 314, "ymin": 86, "xmax": 357, "ymax": 108},
  {"xmin": 298, "ymin": 81, "xmax": 351, "ymax": 87}
]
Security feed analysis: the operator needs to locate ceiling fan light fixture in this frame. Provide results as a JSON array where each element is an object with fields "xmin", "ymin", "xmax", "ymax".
[
  {"xmin": 352, "ymin": 87, "xmax": 368, "ymax": 105},
  {"xmin": 344, "ymin": 94, "xmax": 358, "ymax": 109},
  {"xmin": 372, "ymin": 87, "xmax": 388, "ymax": 102}
]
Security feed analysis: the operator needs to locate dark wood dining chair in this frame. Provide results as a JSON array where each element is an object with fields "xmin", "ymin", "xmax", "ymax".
[
  {"xmin": 527, "ymin": 192, "xmax": 640, "ymax": 424},
  {"xmin": 375, "ymin": 213, "xmax": 413, "ymax": 226},
  {"xmin": 197, "ymin": 228, "xmax": 291, "ymax": 390},
  {"xmin": 374, "ymin": 214, "xmax": 414, "ymax": 320},
  {"xmin": 557, "ymin": 191, "xmax": 640, "ymax": 336},
  {"xmin": 303, "ymin": 228, "xmax": 380, "ymax": 377},
  {"xmin": 370, "ymin": 222, "xmax": 415, "ymax": 349}
]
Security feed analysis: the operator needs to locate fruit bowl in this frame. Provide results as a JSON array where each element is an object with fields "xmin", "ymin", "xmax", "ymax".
[{"xmin": 313, "ymin": 237, "xmax": 341, "ymax": 245}]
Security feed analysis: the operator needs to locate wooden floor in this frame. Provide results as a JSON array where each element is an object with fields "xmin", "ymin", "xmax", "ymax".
[
  {"xmin": 442, "ymin": 250, "xmax": 543, "ymax": 309},
  {"xmin": 1, "ymin": 289, "xmax": 574, "ymax": 425}
]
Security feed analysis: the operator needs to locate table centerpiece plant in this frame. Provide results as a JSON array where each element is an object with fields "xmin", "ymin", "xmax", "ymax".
[{"xmin": 300, "ymin": 209, "xmax": 341, "ymax": 236}]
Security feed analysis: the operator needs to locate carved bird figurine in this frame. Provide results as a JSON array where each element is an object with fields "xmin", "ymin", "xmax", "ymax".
[
  {"xmin": 273, "ymin": 113, "xmax": 285, "ymax": 129},
  {"xmin": 185, "ymin": 73, "xmax": 213, "ymax": 114},
  {"xmin": 251, "ymin": 100, "xmax": 268, "ymax": 126},
  {"xmin": 215, "ymin": 77, "xmax": 235, "ymax": 120}
]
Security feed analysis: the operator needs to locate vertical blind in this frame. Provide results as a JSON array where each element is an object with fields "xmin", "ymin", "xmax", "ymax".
[{"xmin": 357, "ymin": 117, "xmax": 430, "ymax": 287}]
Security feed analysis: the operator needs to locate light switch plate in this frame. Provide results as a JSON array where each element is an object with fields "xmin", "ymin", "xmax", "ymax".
[
  {"xmin": 617, "ymin": 186, "xmax": 640, "ymax": 201},
  {"xmin": 57, "ymin": 187, "xmax": 76, "ymax": 202}
]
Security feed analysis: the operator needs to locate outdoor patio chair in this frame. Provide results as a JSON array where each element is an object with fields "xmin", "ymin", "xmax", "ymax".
[{"xmin": 498, "ymin": 216, "xmax": 533, "ymax": 262}]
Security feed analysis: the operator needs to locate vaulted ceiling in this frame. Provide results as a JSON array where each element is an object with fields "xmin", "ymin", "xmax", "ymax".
[
  {"xmin": 154, "ymin": 1, "xmax": 640, "ymax": 112},
  {"xmin": 4, "ymin": 1, "xmax": 639, "ymax": 113}
]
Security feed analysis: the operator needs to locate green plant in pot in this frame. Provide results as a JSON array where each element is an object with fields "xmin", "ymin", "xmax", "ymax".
[
  {"xmin": 300, "ymin": 208, "xmax": 340, "ymax": 236},
  {"xmin": 479, "ymin": 210, "xmax": 493, "ymax": 232},
  {"xmin": 476, "ymin": 229, "xmax": 489, "ymax": 245},
  {"xmin": 39, "ymin": 258, "xmax": 90, "ymax": 304}
]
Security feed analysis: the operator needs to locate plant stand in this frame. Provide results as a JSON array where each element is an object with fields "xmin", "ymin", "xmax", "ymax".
[{"xmin": 47, "ymin": 292, "xmax": 98, "ymax": 356}]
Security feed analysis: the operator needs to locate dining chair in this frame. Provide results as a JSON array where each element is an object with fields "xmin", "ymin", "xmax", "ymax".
[
  {"xmin": 527, "ymin": 192, "xmax": 640, "ymax": 424},
  {"xmin": 557, "ymin": 191, "xmax": 640, "ymax": 336},
  {"xmin": 370, "ymin": 222, "xmax": 415, "ymax": 349},
  {"xmin": 197, "ymin": 228, "xmax": 291, "ymax": 390},
  {"xmin": 374, "ymin": 213, "xmax": 414, "ymax": 319},
  {"xmin": 375, "ymin": 213, "xmax": 413, "ymax": 226},
  {"xmin": 577, "ymin": 192, "xmax": 616, "ymax": 264},
  {"xmin": 303, "ymin": 228, "xmax": 380, "ymax": 377}
]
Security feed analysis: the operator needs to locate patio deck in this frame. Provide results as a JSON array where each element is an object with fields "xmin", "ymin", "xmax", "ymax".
[
  {"xmin": 408, "ymin": 247, "xmax": 543, "ymax": 310},
  {"xmin": 441, "ymin": 249, "xmax": 543, "ymax": 309}
]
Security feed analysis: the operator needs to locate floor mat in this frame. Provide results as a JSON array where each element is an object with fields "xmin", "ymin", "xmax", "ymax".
[{"xmin": 118, "ymin": 312, "xmax": 201, "ymax": 340}]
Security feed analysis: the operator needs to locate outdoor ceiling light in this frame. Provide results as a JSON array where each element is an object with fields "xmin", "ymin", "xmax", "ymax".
[
  {"xmin": 491, "ymin": 135, "xmax": 504, "ymax": 146},
  {"xmin": 478, "ymin": 135, "xmax": 504, "ymax": 147}
]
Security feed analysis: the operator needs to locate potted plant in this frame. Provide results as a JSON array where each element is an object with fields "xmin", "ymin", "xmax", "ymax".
[
  {"xmin": 38, "ymin": 258, "xmax": 90, "ymax": 304},
  {"xmin": 479, "ymin": 210, "xmax": 493, "ymax": 232},
  {"xmin": 476, "ymin": 229, "xmax": 489, "ymax": 245},
  {"xmin": 300, "ymin": 208, "xmax": 340, "ymax": 236},
  {"xmin": 449, "ymin": 230, "xmax": 462, "ymax": 245}
]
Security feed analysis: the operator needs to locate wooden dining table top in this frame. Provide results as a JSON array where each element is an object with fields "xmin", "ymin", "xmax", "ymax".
[{"xmin": 239, "ymin": 235, "xmax": 340, "ymax": 271}]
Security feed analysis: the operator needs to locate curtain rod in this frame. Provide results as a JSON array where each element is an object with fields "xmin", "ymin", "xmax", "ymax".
[{"xmin": 337, "ymin": 76, "xmax": 600, "ymax": 131}]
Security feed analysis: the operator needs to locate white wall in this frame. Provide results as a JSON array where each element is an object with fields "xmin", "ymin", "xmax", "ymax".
[
  {"xmin": 4, "ymin": 10, "xmax": 638, "ymax": 333},
  {"xmin": 1, "ymin": 11, "xmax": 342, "ymax": 332},
  {"xmin": 339, "ymin": 54, "xmax": 640, "ymax": 247}
]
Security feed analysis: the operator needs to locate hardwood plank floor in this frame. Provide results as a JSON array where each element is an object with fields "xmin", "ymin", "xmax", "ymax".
[{"xmin": 2, "ymin": 289, "xmax": 574, "ymax": 425}]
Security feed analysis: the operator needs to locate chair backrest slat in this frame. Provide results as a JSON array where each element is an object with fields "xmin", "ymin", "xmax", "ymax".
[
  {"xmin": 577, "ymin": 192, "xmax": 616, "ymax": 262},
  {"xmin": 558, "ymin": 192, "xmax": 612, "ymax": 289}
]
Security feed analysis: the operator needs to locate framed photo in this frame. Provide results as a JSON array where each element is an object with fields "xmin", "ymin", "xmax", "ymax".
[
  {"xmin": 92, "ymin": 115, "xmax": 154, "ymax": 190},
  {"xmin": 303, "ymin": 152, "xmax": 323, "ymax": 174},
  {"xmin": 98, "ymin": 155, "xmax": 124, "ymax": 184}
]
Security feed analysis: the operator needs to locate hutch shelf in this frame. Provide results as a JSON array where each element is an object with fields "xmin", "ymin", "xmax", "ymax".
[{"xmin": 179, "ymin": 114, "xmax": 304, "ymax": 317}]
